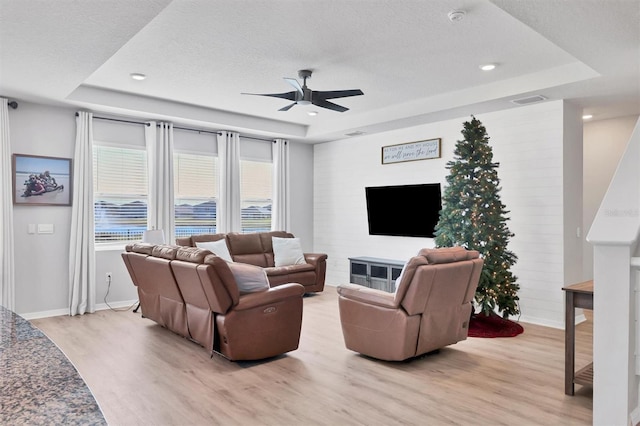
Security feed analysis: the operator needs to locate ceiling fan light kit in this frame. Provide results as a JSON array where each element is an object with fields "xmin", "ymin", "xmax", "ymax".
[{"xmin": 242, "ymin": 69, "xmax": 364, "ymax": 112}]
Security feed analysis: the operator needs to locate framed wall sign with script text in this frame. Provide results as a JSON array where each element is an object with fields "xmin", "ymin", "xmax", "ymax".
[{"xmin": 381, "ymin": 138, "xmax": 441, "ymax": 164}]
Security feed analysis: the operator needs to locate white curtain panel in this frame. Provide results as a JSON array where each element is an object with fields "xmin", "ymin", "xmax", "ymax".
[
  {"xmin": 271, "ymin": 138, "xmax": 290, "ymax": 231},
  {"xmin": 69, "ymin": 111, "xmax": 96, "ymax": 316},
  {"xmin": 145, "ymin": 121, "xmax": 175, "ymax": 244},
  {"xmin": 0, "ymin": 98, "xmax": 15, "ymax": 310},
  {"xmin": 217, "ymin": 131, "xmax": 241, "ymax": 232}
]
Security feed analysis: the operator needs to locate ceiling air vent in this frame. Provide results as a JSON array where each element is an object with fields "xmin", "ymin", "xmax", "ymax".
[
  {"xmin": 345, "ymin": 131, "xmax": 366, "ymax": 137},
  {"xmin": 511, "ymin": 95, "xmax": 547, "ymax": 106}
]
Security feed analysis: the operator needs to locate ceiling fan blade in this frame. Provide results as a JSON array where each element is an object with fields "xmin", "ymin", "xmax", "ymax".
[
  {"xmin": 279, "ymin": 102, "xmax": 297, "ymax": 111},
  {"xmin": 283, "ymin": 78, "xmax": 304, "ymax": 97},
  {"xmin": 312, "ymin": 98, "xmax": 349, "ymax": 112},
  {"xmin": 314, "ymin": 89, "xmax": 364, "ymax": 100},
  {"xmin": 241, "ymin": 91, "xmax": 297, "ymax": 101}
]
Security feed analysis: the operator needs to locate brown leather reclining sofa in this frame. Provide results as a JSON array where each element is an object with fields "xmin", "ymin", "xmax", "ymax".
[
  {"xmin": 122, "ymin": 243, "xmax": 306, "ymax": 361},
  {"xmin": 176, "ymin": 231, "xmax": 327, "ymax": 293}
]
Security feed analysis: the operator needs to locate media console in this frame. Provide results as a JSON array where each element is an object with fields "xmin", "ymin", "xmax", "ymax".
[{"xmin": 348, "ymin": 256, "xmax": 405, "ymax": 293}]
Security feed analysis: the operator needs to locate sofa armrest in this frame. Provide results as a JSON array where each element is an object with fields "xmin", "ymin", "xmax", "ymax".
[
  {"xmin": 303, "ymin": 253, "xmax": 328, "ymax": 266},
  {"xmin": 303, "ymin": 253, "xmax": 328, "ymax": 293},
  {"xmin": 337, "ymin": 283, "xmax": 398, "ymax": 309},
  {"xmin": 234, "ymin": 283, "xmax": 305, "ymax": 311}
]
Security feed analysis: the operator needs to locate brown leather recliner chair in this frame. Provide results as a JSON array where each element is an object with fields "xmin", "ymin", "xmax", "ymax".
[{"xmin": 337, "ymin": 247, "xmax": 483, "ymax": 361}]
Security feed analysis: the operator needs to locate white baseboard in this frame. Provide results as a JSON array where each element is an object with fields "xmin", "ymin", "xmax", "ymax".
[
  {"xmin": 19, "ymin": 299, "xmax": 138, "ymax": 320},
  {"xmin": 517, "ymin": 313, "xmax": 587, "ymax": 330},
  {"xmin": 95, "ymin": 299, "xmax": 139, "ymax": 312},
  {"xmin": 20, "ymin": 308, "xmax": 69, "ymax": 320}
]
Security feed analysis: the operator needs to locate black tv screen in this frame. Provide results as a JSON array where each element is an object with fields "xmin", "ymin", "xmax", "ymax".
[{"xmin": 365, "ymin": 183, "xmax": 442, "ymax": 238}]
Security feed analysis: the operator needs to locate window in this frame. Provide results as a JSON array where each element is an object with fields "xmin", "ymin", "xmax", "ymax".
[
  {"xmin": 240, "ymin": 159, "xmax": 272, "ymax": 233},
  {"xmin": 93, "ymin": 144, "xmax": 148, "ymax": 243},
  {"xmin": 174, "ymin": 152, "xmax": 218, "ymax": 238}
]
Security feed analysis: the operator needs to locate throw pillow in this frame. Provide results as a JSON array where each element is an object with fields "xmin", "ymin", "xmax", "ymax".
[
  {"xmin": 227, "ymin": 261, "xmax": 270, "ymax": 294},
  {"xmin": 394, "ymin": 250, "xmax": 423, "ymax": 292},
  {"xmin": 272, "ymin": 237, "xmax": 306, "ymax": 267},
  {"xmin": 195, "ymin": 239, "xmax": 233, "ymax": 263},
  {"xmin": 394, "ymin": 263, "xmax": 407, "ymax": 293}
]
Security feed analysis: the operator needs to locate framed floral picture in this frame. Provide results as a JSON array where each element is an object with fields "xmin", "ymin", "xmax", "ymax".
[{"xmin": 12, "ymin": 154, "xmax": 72, "ymax": 206}]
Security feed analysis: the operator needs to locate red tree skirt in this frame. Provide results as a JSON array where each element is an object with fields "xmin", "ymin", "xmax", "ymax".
[{"xmin": 468, "ymin": 311, "xmax": 524, "ymax": 338}]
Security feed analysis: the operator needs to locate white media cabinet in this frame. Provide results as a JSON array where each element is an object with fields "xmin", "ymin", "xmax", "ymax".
[{"xmin": 348, "ymin": 256, "xmax": 405, "ymax": 293}]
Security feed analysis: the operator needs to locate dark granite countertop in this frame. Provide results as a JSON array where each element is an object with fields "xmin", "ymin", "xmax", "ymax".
[{"xmin": 0, "ymin": 305, "xmax": 106, "ymax": 425}]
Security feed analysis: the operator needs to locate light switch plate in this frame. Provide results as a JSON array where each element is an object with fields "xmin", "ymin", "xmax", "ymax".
[{"xmin": 28, "ymin": 224, "xmax": 36, "ymax": 234}]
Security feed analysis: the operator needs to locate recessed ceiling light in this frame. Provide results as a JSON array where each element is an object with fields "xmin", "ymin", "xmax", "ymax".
[
  {"xmin": 480, "ymin": 64, "xmax": 496, "ymax": 71},
  {"xmin": 130, "ymin": 73, "xmax": 147, "ymax": 81},
  {"xmin": 308, "ymin": 111, "xmax": 318, "ymax": 116},
  {"xmin": 582, "ymin": 114, "xmax": 593, "ymax": 120}
]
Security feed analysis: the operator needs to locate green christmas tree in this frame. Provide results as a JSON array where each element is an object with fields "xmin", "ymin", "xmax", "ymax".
[{"xmin": 434, "ymin": 116, "xmax": 520, "ymax": 318}]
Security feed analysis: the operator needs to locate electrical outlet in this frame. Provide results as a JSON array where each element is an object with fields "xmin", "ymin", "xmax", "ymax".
[{"xmin": 105, "ymin": 272, "xmax": 112, "ymax": 282}]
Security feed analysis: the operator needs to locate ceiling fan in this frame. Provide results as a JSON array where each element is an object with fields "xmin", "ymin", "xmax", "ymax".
[{"xmin": 242, "ymin": 70, "xmax": 364, "ymax": 112}]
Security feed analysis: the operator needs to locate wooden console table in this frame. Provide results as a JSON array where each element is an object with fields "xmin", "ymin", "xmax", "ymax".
[{"xmin": 562, "ymin": 280, "xmax": 593, "ymax": 395}]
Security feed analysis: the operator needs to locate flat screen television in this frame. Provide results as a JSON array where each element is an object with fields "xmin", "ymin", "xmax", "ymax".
[{"xmin": 365, "ymin": 183, "xmax": 442, "ymax": 238}]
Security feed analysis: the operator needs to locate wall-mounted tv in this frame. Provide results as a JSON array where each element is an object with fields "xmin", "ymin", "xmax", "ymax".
[{"xmin": 365, "ymin": 183, "xmax": 442, "ymax": 238}]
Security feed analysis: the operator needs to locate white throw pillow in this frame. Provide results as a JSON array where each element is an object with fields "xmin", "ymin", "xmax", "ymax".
[
  {"xmin": 227, "ymin": 261, "xmax": 270, "ymax": 294},
  {"xmin": 394, "ymin": 263, "xmax": 407, "ymax": 293},
  {"xmin": 394, "ymin": 250, "xmax": 422, "ymax": 293},
  {"xmin": 195, "ymin": 239, "xmax": 233, "ymax": 263},
  {"xmin": 272, "ymin": 237, "xmax": 307, "ymax": 267}
]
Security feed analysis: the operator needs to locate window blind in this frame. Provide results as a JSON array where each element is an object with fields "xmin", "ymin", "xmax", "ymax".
[
  {"xmin": 174, "ymin": 152, "xmax": 218, "ymax": 237},
  {"xmin": 240, "ymin": 159, "xmax": 272, "ymax": 233},
  {"xmin": 93, "ymin": 145, "xmax": 148, "ymax": 243}
]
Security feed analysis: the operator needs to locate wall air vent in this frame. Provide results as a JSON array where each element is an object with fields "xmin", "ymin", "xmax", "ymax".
[{"xmin": 511, "ymin": 95, "xmax": 547, "ymax": 105}]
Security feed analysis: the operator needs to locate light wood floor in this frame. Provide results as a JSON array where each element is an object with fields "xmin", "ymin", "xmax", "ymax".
[{"xmin": 31, "ymin": 289, "xmax": 592, "ymax": 426}]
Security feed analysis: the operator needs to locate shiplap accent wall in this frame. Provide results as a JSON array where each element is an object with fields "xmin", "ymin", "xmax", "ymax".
[{"xmin": 314, "ymin": 100, "xmax": 580, "ymax": 328}]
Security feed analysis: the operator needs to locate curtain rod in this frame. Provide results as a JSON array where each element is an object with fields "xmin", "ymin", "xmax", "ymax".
[
  {"xmin": 76, "ymin": 113, "xmax": 275, "ymax": 142},
  {"xmin": 173, "ymin": 125, "xmax": 273, "ymax": 142},
  {"xmin": 75, "ymin": 112, "xmax": 150, "ymax": 127},
  {"xmin": 173, "ymin": 125, "xmax": 220, "ymax": 135}
]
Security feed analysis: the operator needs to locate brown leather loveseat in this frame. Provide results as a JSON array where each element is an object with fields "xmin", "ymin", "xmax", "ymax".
[
  {"xmin": 122, "ymin": 243, "xmax": 305, "ymax": 361},
  {"xmin": 337, "ymin": 246, "xmax": 483, "ymax": 361},
  {"xmin": 176, "ymin": 231, "xmax": 327, "ymax": 293}
]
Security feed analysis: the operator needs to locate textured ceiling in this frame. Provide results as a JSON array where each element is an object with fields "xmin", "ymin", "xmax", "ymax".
[{"xmin": 1, "ymin": 0, "xmax": 638, "ymax": 143}]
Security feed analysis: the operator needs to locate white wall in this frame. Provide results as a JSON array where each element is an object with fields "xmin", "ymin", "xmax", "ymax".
[
  {"xmin": 562, "ymin": 103, "xmax": 584, "ymax": 291},
  {"xmin": 8, "ymin": 98, "xmax": 634, "ymax": 321},
  {"xmin": 289, "ymin": 141, "xmax": 314, "ymax": 251},
  {"xmin": 583, "ymin": 115, "xmax": 639, "ymax": 278},
  {"xmin": 9, "ymin": 101, "xmax": 315, "ymax": 317},
  {"xmin": 9, "ymin": 102, "xmax": 76, "ymax": 316},
  {"xmin": 315, "ymin": 100, "xmax": 577, "ymax": 327}
]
